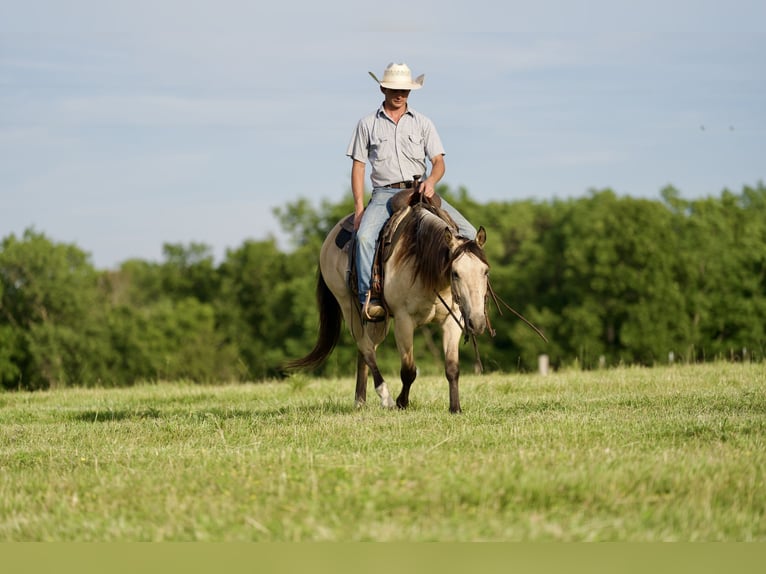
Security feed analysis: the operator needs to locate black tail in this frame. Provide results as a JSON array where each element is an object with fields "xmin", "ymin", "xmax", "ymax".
[{"xmin": 283, "ymin": 271, "xmax": 342, "ymax": 371}]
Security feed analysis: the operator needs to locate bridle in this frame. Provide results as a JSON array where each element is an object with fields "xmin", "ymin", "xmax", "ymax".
[
  {"xmin": 434, "ymin": 239, "xmax": 494, "ymax": 372},
  {"xmin": 436, "ymin": 240, "xmax": 548, "ymax": 373}
]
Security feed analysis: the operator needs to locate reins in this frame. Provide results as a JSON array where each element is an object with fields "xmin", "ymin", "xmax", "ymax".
[
  {"xmin": 436, "ymin": 252, "xmax": 549, "ymax": 374},
  {"xmin": 435, "ymin": 287, "xmax": 487, "ymax": 374},
  {"xmin": 435, "ymin": 241, "xmax": 487, "ymax": 372},
  {"xmin": 486, "ymin": 281, "xmax": 549, "ymax": 343},
  {"xmin": 445, "ymin": 264, "xmax": 549, "ymax": 346}
]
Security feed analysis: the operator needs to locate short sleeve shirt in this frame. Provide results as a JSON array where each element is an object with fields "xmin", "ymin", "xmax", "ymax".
[{"xmin": 346, "ymin": 104, "xmax": 445, "ymax": 189}]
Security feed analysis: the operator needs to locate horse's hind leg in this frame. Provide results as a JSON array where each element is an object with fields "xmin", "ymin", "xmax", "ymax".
[
  {"xmin": 358, "ymin": 327, "xmax": 394, "ymax": 409},
  {"xmin": 371, "ymin": 362, "xmax": 395, "ymax": 408},
  {"xmin": 344, "ymin": 303, "xmax": 392, "ymax": 409},
  {"xmin": 354, "ymin": 351, "xmax": 367, "ymax": 407}
]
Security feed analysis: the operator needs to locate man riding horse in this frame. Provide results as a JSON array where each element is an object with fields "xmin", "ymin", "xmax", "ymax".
[
  {"xmin": 284, "ymin": 63, "xmax": 544, "ymax": 411},
  {"xmin": 347, "ymin": 62, "xmax": 477, "ymax": 320}
]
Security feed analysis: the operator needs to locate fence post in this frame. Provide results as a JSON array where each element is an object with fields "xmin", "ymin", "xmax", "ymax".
[{"xmin": 538, "ymin": 354, "xmax": 549, "ymax": 376}]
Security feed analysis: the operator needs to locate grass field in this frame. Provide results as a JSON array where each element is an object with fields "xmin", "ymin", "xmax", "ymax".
[{"xmin": 0, "ymin": 363, "xmax": 764, "ymax": 541}]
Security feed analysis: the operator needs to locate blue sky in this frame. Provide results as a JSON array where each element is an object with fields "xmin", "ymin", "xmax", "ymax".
[{"xmin": 2, "ymin": 0, "xmax": 764, "ymax": 269}]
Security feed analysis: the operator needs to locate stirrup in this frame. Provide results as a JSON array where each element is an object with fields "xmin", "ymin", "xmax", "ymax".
[{"xmin": 362, "ymin": 292, "xmax": 386, "ymax": 322}]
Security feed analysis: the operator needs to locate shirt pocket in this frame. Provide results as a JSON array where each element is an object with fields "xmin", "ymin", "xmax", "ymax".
[
  {"xmin": 404, "ymin": 134, "xmax": 426, "ymax": 161},
  {"xmin": 370, "ymin": 135, "xmax": 394, "ymax": 163}
]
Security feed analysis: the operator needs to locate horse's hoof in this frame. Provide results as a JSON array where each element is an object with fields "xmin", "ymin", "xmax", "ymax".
[{"xmin": 375, "ymin": 383, "xmax": 395, "ymax": 409}]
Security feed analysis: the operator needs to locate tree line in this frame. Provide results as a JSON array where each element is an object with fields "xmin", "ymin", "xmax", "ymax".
[{"xmin": 1, "ymin": 183, "xmax": 764, "ymax": 390}]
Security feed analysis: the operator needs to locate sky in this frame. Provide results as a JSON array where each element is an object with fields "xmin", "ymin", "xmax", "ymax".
[{"xmin": 2, "ymin": 0, "xmax": 764, "ymax": 269}]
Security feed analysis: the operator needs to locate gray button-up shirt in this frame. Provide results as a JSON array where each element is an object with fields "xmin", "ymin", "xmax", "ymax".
[{"xmin": 346, "ymin": 104, "xmax": 445, "ymax": 189}]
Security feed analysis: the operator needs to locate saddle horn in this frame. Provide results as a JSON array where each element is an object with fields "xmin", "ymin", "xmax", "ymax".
[{"xmin": 405, "ymin": 175, "xmax": 442, "ymax": 209}]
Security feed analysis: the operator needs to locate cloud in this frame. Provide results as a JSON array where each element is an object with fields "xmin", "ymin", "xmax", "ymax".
[
  {"xmin": 8, "ymin": 149, "xmax": 212, "ymax": 202},
  {"xmin": 56, "ymin": 95, "xmax": 289, "ymax": 128}
]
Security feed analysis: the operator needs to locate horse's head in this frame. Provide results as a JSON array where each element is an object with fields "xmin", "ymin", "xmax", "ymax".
[{"xmin": 449, "ymin": 227, "xmax": 489, "ymax": 335}]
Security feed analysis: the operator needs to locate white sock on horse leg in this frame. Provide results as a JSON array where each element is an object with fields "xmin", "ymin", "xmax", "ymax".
[{"xmin": 375, "ymin": 383, "xmax": 395, "ymax": 408}]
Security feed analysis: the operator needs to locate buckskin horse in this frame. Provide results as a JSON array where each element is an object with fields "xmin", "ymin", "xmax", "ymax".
[{"xmin": 285, "ymin": 194, "xmax": 490, "ymax": 413}]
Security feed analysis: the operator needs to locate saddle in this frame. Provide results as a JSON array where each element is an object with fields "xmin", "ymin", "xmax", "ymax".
[{"xmin": 335, "ymin": 188, "xmax": 455, "ymax": 308}]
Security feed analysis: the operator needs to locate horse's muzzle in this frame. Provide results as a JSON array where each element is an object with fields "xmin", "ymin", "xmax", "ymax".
[{"xmin": 466, "ymin": 315, "xmax": 487, "ymax": 336}]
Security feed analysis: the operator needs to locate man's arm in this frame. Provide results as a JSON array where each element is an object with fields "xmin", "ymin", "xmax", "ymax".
[
  {"xmin": 422, "ymin": 154, "xmax": 445, "ymax": 198},
  {"xmin": 351, "ymin": 159, "xmax": 366, "ymax": 229}
]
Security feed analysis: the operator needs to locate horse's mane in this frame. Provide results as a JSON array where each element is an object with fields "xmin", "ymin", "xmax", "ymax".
[{"xmin": 392, "ymin": 206, "xmax": 487, "ymax": 293}]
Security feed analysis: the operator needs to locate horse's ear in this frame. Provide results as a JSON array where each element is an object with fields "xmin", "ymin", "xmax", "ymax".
[
  {"xmin": 443, "ymin": 226, "xmax": 453, "ymax": 244},
  {"xmin": 475, "ymin": 226, "xmax": 486, "ymax": 247}
]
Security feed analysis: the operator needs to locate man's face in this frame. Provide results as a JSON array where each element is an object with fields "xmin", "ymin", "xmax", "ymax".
[{"xmin": 382, "ymin": 87, "xmax": 411, "ymax": 109}]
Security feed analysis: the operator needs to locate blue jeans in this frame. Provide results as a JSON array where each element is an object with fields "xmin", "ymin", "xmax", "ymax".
[{"xmin": 356, "ymin": 187, "xmax": 477, "ymax": 304}]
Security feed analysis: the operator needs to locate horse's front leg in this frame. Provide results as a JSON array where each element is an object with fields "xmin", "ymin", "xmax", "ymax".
[
  {"xmin": 442, "ymin": 319, "xmax": 463, "ymax": 413},
  {"xmin": 354, "ymin": 351, "xmax": 368, "ymax": 408},
  {"xmin": 393, "ymin": 315, "xmax": 417, "ymax": 409}
]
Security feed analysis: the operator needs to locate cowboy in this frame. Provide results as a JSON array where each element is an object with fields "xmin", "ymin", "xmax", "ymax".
[{"xmin": 347, "ymin": 62, "xmax": 477, "ymax": 320}]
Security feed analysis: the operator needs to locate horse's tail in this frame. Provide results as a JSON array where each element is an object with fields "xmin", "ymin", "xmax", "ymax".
[{"xmin": 283, "ymin": 271, "xmax": 342, "ymax": 371}]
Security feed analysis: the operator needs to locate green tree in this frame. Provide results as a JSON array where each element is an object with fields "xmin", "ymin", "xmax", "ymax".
[
  {"xmin": 0, "ymin": 229, "xmax": 111, "ymax": 389},
  {"xmin": 101, "ymin": 243, "xmax": 238, "ymax": 384},
  {"xmin": 217, "ymin": 239, "xmax": 308, "ymax": 378},
  {"xmin": 160, "ymin": 243, "xmax": 219, "ymax": 303},
  {"xmin": 105, "ymin": 298, "xmax": 241, "ymax": 384},
  {"xmin": 674, "ymin": 184, "xmax": 766, "ymax": 360},
  {"xmin": 555, "ymin": 190, "xmax": 693, "ymax": 366},
  {"xmin": 472, "ymin": 198, "xmax": 562, "ymax": 371}
]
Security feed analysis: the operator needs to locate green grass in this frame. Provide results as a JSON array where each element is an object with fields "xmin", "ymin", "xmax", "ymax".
[{"xmin": 0, "ymin": 363, "xmax": 764, "ymax": 541}]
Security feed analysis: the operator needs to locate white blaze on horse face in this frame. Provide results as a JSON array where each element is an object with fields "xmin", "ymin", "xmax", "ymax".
[{"xmin": 451, "ymin": 253, "xmax": 489, "ymax": 335}]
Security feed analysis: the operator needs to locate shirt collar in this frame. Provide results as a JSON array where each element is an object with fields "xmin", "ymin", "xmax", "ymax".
[{"xmin": 377, "ymin": 103, "xmax": 415, "ymax": 122}]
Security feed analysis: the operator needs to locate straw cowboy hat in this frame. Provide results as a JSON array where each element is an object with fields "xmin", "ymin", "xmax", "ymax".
[{"xmin": 368, "ymin": 63, "xmax": 424, "ymax": 90}]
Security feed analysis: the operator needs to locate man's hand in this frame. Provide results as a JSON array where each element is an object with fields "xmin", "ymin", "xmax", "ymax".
[
  {"xmin": 422, "ymin": 154, "xmax": 445, "ymax": 199},
  {"xmin": 420, "ymin": 178, "xmax": 436, "ymax": 198},
  {"xmin": 353, "ymin": 207, "xmax": 365, "ymax": 230}
]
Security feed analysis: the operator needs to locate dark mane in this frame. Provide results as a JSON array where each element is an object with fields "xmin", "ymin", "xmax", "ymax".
[
  {"xmin": 392, "ymin": 206, "xmax": 485, "ymax": 293},
  {"xmin": 452, "ymin": 237, "xmax": 489, "ymax": 266}
]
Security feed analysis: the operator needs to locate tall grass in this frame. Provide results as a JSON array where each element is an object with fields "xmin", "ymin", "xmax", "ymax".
[{"xmin": 0, "ymin": 363, "xmax": 763, "ymax": 541}]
